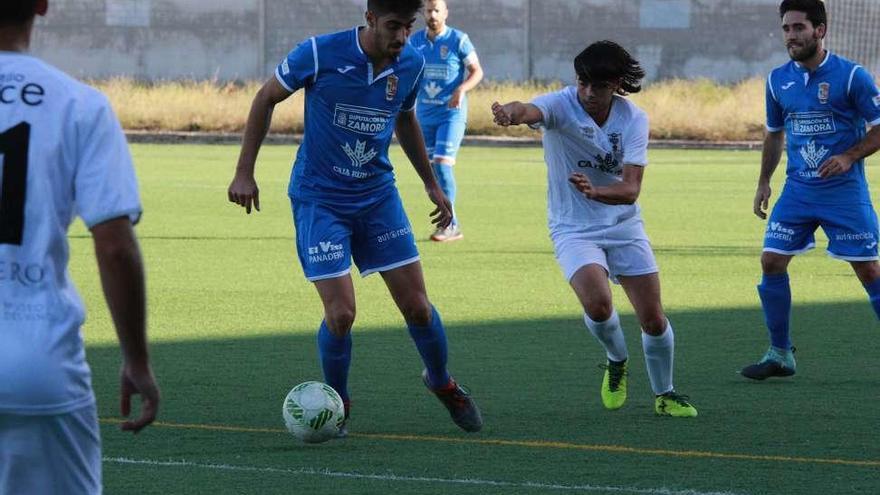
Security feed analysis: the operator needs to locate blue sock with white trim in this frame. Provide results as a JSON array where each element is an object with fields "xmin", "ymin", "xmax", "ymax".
[
  {"xmin": 317, "ymin": 321, "xmax": 352, "ymax": 402},
  {"xmin": 407, "ymin": 305, "xmax": 450, "ymax": 388},
  {"xmin": 863, "ymin": 278, "xmax": 880, "ymax": 320},
  {"xmin": 757, "ymin": 273, "xmax": 792, "ymax": 349},
  {"xmin": 433, "ymin": 163, "xmax": 457, "ymax": 226}
]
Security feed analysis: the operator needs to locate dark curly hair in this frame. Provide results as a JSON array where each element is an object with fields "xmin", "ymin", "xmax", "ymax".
[
  {"xmin": 779, "ymin": 0, "xmax": 827, "ymax": 29},
  {"xmin": 574, "ymin": 40, "xmax": 646, "ymax": 95},
  {"xmin": 368, "ymin": 0, "xmax": 424, "ymax": 17},
  {"xmin": 0, "ymin": 0, "xmax": 39, "ymax": 27}
]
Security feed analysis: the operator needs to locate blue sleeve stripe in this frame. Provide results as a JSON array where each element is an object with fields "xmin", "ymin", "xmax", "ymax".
[
  {"xmin": 310, "ymin": 37, "xmax": 318, "ymax": 84},
  {"xmin": 274, "ymin": 69, "xmax": 294, "ymax": 92},
  {"xmin": 766, "ymin": 124, "xmax": 784, "ymax": 132},
  {"xmin": 847, "ymin": 65, "xmax": 861, "ymax": 97},
  {"xmin": 869, "ymin": 117, "xmax": 880, "ymax": 127}
]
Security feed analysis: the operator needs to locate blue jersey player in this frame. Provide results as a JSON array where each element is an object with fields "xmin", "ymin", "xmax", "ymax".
[
  {"xmin": 410, "ymin": 0, "xmax": 483, "ymax": 242},
  {"xmin": 742, "ymin": 0, "xmax": 880, "ymax": 380},
  {"xmin": 227, "ymin": 0, "xmax": 482, "ymax": 434}
]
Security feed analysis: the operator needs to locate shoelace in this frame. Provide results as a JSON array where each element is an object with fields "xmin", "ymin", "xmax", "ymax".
[
  {"xmin": 660, "ymin": 392, "xmax": 691, "ymax": 406},
  {"xmin": 437, "ymin": 383, "xmax": 471, "ymax": 408},
  {"xmin": 598, "ymin": 363, "xmax": 627, "ymax": 391}
]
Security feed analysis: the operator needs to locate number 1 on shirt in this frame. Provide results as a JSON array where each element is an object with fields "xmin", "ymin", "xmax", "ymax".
[{"xmin": 0, "ymin": 122, "xmax": 31, "ymax": 246}]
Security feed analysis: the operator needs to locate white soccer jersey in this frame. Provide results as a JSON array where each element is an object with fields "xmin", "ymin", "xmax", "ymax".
[
  {"xmin": 531, "ymin": 86, "xmax": 649, "ymax": 237},
  {"xmin": 0, "ymin": 53, "xmax": 141, "ymax": 415}
]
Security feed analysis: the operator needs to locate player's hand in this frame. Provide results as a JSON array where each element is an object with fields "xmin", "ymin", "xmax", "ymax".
[
  {"xmin": 817, "ymin": 154, "xmax": 854, "ymax": 178},
  {"xmin": 491, "ymin": 101, "xmax": 514, "ymax": 126},
  {"xmin": 447, "ymin": 88, "xmax": 463, "ymax": 109},
  {"xmin": 568, "ymin": 172, "xmax": 597, "ymax": 199},
  {"xmin": 119, "ymin": 361, "xmax": 160, "ymax": 434},
  {"xmin": 228, "ymin": 174, "xmax": 261, "ymax": 214},
  {"xmin": 426, "ymin": 183, "xmax": 453, "ymax": 228},
  {"xmin": 753, "ymin": 182, "xmax": 772, "ymax": 219}
]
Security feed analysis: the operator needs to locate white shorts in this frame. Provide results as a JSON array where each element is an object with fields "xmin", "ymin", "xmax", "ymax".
[
  {"xmin": 0, "ymin": 404, "xmax": 102, "ymax": 495},
  {"xmin": 552, "ymin": 231, "xmax": 658, "ymax": 284}
]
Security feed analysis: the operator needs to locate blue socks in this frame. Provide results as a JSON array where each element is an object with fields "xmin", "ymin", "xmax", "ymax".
[
  {"xmin": 864, "ymin": 278, "xmax": 880, "ymax": 320},
  {"xmin": 317, "ymin": 321, "xmax": 352, "ymax": 402},
  {"xmin": 433, "ymin": 163, "xmax": 457, "ymax": 225},
  {"xmin": 407, "ymin": 305, "xmax": 450, "ymax": 389},
  {"xmin": 757, "ymin": 273, "xmax": 792, "ymax": 349}
]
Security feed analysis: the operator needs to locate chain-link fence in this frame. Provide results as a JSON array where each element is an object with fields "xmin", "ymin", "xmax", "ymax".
[
  {"xmin": 826, "ymin": 0, "xmax": 880, "ymax": 77},
  {"xmin": 30, "ymin": 0, "xmax": 820, "ymax": 83}
]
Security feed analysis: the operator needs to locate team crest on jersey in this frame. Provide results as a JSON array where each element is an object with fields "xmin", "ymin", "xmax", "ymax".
[
  {"xmin": 817, "ymin": 82, "xmax": 830, "ymax": 104},
  {"xmin": 873, "ymin": 95, "xmax": 880, "ymax": 107},
  {"xmin": 440, "ymin": 45, "xmax": 449, "ymax": 60},
  {"xmin": 386, "ymin": 74, "xmax": 399, "ymax": 101},
  {"xmin": 609, "ymin": 133, "xmax": 621, "ymax": 154}
]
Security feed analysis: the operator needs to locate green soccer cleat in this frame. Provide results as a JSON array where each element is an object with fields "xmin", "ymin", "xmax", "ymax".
[
  {"xmin": 655, "ymin": 392, "xmax": 698, "ymax": 417},
  {"xmin": 599, "ymin": 360, "xmax": 628, "ymax": 410},
  {"xmin": 740, "ymin": 346, "xmax": 796, "ymax": 381}
]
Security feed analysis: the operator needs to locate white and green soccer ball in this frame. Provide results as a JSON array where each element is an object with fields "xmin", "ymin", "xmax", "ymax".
[{"xmin": 282, "ymin": 381, "xmax": 345, "ymax": 443}]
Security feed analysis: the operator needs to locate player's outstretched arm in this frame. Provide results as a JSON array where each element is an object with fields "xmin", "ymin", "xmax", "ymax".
[
  {"xmin": 91, "ymin": 217, "xmax": 160, "ymax": 434},
  {"xmin": 755, "ymin": 130, "xmax": 784, "ymax": 219},
  {"xmin": 491, "ymin": 101, "xmax": 543, "ymax": 127},
  {"xmin": 229, "ymin": 77, "xmax": 293, "ymax": 214},
  {"xmin": 395, "ymin": 110, "xmax": 453, "ymax": 228}
]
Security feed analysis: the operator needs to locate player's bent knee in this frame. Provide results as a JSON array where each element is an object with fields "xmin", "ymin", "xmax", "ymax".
[
  {"xmin": 760, "ymin": 252, "xmax": 790, "ymax": 274},
  {"xmin": 584, "ymin": 301, "xmax": 613, "ymax": 322},
  {"xmin": 852, "ymin": 261, "xmax": 880, "ymax": 285},
  {"xmin": 640, "ymin": 315, "xmax": 667, "ymax": 336},
  {"xmin": 400, "ymin": 297, "xmax": 432, "ymax": 326},
  {"xmin": 325, "ymin": 309, "xmax": 355, "ymax": 335}
]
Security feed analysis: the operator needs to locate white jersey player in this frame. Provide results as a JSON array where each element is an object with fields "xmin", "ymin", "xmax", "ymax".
[
  {"xmin": 0, "ymin": 2, "xmax": 159, "ymax": 493},
  {"xmin": 492, "ymin": 40, "xmax": 697, "ymax": 417}
]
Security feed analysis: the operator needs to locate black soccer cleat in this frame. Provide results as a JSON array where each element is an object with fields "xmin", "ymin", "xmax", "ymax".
[{"xmin": 740, "ymin": 347, "xmax": 796, "ymax": 380}]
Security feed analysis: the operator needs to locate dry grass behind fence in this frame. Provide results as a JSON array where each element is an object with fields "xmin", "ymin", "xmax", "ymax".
[{"xmin": 96, "ymin": 78, "xmax": 766, "ymax": 141}]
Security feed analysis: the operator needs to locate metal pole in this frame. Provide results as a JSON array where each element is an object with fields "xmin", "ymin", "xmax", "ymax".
[
  {"xmin": 525, "ymin": 0, "xmax": 532, "ymax": 81},
  {"xmin": 257, "ymin": 0, "xmax": 267, "ymax": 79}
]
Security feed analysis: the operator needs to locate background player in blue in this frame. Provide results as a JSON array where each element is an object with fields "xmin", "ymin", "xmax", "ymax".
[
  {"xmin": 411, "ymin": 0, "xmax": 483, "ymax": 242},
  {"xmin": 742, "ymin": 0, "xmax": 880, "ymax": 380},
  {"xmin": 0, "ymin": 1, "xmax": 160, "ymax": 492},
  {"xmin": 227, "ymin": 0, "xmax": 482, "ymax": 434}
]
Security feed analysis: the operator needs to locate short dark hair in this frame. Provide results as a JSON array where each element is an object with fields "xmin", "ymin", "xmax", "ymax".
[
  {"xmin": 574, "ymin": 40, "xmax": 645, "ymax": 95},
  {"xmin": 367, "ymin": 0, "xmax": 424, "ymax": 17},
  {"xmin": 779, "ymin": 0, "xmax": 827, "ymax": 28},
  {"xmin": 0, "ymin": 0, "xmax": 39, "ymax": 27}
]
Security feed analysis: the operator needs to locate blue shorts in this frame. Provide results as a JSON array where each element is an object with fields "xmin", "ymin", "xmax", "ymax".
[
  {"xmin": 763, "ymin": 189, "xmax": 880, "ymax": 261},
  {"xmin": 421, "ymin": 119, "xmax": 466, "ymax": 164},
  {"xmin": 291, "ymin": 191, "xmax": 420, "ymax": 281}
]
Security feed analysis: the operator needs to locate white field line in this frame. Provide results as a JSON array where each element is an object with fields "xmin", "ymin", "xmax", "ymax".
[{"xmin": 104, "ymin": 456, "xmax": 747, "ymax": 495}]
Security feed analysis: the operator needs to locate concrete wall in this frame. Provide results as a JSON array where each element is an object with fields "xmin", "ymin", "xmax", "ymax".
[{"xmin": 29, "ymin": 0, "xmax": 875, "ymax": 84}]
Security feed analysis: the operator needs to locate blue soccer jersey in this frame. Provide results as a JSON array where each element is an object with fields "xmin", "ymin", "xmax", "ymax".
[
  {"xmin": 410, "ymin": 26, "xmax": 476, "ymax": 124},
  {"xmin": 276, "ymin": 27, "xmax": 424, "ymax": 206},
  {"xmin": 766, "ymin": 52, "xmax": 880, "ymax": 204}
]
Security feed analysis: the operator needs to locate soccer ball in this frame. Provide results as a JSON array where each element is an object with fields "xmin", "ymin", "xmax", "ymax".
[{"xmin": 282, "ymin": 381, "xmax": 345, "ymax": 443}]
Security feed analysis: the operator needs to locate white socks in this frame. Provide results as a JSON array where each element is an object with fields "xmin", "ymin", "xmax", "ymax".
[
  {"xmin": 642, "ymin": 321, "xmax": 675, "ymax": 395},
  {"xmin": 584, "ymin": 310, "xmax": 629, "ymax": 362}
]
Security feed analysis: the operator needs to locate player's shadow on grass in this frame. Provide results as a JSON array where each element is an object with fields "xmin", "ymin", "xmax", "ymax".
[{"xmin": 87, "ymin": 300, "xmax": 878, "ymax": 459}]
